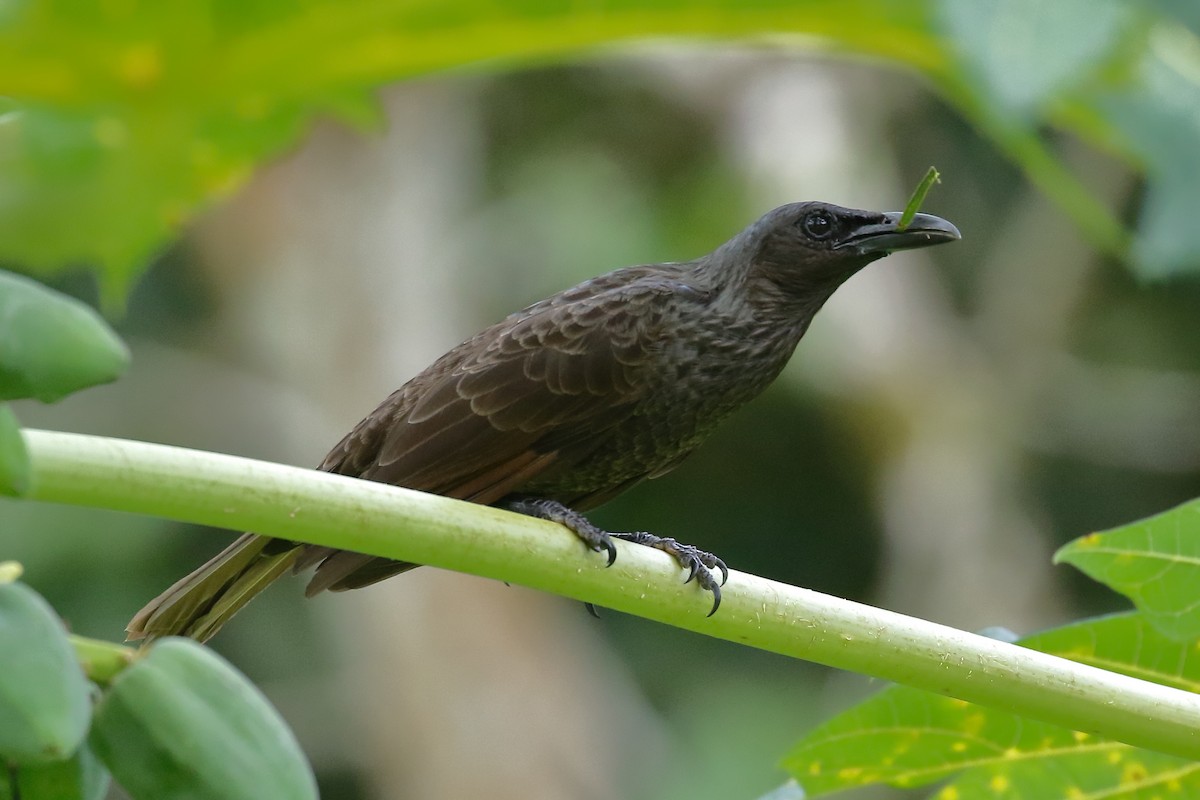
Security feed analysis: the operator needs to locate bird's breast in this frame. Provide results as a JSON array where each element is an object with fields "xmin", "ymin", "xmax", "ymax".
[{"xmin": 525, "ymin": 313, "xmax": 806, "ymax": 501}]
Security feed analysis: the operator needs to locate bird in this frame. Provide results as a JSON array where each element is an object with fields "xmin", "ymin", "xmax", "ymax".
[{"xmin": 127, "ymin": 201, "xmax": 960, "ymax": 642}]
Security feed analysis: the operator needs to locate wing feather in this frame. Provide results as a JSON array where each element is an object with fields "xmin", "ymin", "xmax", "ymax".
[{"xmin": 304, "ymin": 269, "xmax": 692, "ymax": 593}]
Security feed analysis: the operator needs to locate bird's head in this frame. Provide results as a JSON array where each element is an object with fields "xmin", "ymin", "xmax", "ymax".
[{"xmin": 715, "ymin": 201, "xmax": 960, "ymax": 312}]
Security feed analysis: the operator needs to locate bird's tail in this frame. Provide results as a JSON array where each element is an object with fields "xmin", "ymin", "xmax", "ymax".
[{"xmin": 126, "ymin": 534, "xmax": 302, "ymax": 644}]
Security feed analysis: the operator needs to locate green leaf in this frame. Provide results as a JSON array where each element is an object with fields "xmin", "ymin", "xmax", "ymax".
[
  {"xmin": 1154, "ymin": 0, "xmax": 1200, "ymax": 34},
  {"xmin": 1091, "ymin": 37, "xmax": 1200, "ymax": 279},
  {"xmin": 928, "ymin": 0, "xmax": 1142, "ymax": 267},
  {"xmin": 0, "ymin": 404, "xmax": 31, "ymax": 496},
  {"xmin": 783, "ymin": 613, "xmax": 1200, "ymax": 798},
  {"xmin": 0, "ymin": 0, "xmax": 944, "ymax": 293},
  {"xmin": 897, "ymin": 166, "xmax": 940, "ymax": 231},
  {"xmin": 2, "ymin": 0, "xmax": 1196, "ymax": 290},
  {"xmin": 937, "ymin": 0, "xmax": 1135, "ymax": 116},
  {"xmin": 1055, "ymin": 496, "xmax": 1200, "ymax": 640},
  {"xmin": 0, "ymin": 270, "xmax": 130, "ymax": 403}
]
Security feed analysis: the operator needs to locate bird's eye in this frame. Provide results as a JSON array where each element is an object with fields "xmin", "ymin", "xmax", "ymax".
[{"xmin": 802, "ymin": 210, "xmax": 834, "ymax": 240}]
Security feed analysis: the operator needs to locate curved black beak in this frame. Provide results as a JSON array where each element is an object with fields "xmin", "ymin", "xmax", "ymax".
[{"xmin": 835, "ymin": 212, "xmax": 961, "ymax": 255}]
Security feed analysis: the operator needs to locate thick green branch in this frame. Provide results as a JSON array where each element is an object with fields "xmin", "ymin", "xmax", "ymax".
[{"xmin": 18, "ymin": 429, "xmax": 1200, "ymax": 760}]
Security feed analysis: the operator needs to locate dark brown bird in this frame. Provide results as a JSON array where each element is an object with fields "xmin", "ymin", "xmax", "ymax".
[{"xmin": 128, "ymin": 202, "xmax": 959, "ymax": 642}]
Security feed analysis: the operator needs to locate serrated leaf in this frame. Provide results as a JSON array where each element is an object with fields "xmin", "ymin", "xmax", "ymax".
[
  {"xmin": 0, "ymin": 270, "xmax": 130, "ymax": 403},
  {"xmin": 0, "ymin": 404, "xmax": 31, "ymax": 496},
  {"xmin": 1055, "ymin": 497, "xmax": 1200, "ymax": 640},
  {"xmin": 783, "ymin": 613, "xmax": 1200, "ymax": 798}
]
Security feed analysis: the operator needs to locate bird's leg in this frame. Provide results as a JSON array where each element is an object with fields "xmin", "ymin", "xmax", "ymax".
[
  {"xmin": 504, "ymin": 498, "xmax": 618, "ymax": 565},
  {"xmin": 504, "ymin": 498, "xmax": 727, "ymax": 616}
]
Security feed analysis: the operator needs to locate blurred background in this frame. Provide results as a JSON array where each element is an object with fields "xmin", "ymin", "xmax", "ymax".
[{"xmin": 4, "ymin": 2, "xmax": 1200, "ymax": 798}]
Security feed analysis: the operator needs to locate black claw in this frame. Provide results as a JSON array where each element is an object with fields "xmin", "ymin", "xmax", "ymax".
[
  {"xmin": 602, "ymin": 539, "xmax": 617, "ymax": 567},
  {"xmin": 714, "ymin": 558, "xmax": 729, "ymax": 586},
  {"xmin": 707, "ymin": 585, "xmax": 722, "ymax": 617},
  {"xmin": 683, "ymin": 558, "xmax": 699, "ymax": 584},
  {"xmin": 585, "ymin": 602, "xmax": 601, "ymax": 619}
]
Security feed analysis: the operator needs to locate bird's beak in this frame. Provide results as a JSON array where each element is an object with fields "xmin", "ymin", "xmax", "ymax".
[{"xmin": 835, "ymin": 212, "xmax": 961, "ymax": 255}]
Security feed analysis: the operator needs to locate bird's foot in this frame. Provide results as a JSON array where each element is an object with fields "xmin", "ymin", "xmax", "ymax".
[
  {"xmin": 611, "ymin": 531, "xmax": 727, "ymax": 616},
  {"xmin": 504, "ymin": 498, "xmax": 726, "ymax": 616},
  {"xmin": 505, "ymin": 498, "xmax": 618, "ymax": 565}
]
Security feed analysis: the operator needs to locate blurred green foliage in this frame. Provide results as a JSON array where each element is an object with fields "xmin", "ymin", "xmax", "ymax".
[
  {"xmin": 787, "ymin": 612, "xmax": 1200, "ymax": 797},
  {"xmin": 0, "ymin": 270, "xmax": 129, "ymax": 404},
  {"xmin": 0, "ymin": 740, "xmax": 110, "ymax": 800},
  {"xmin": 2, "ymin": 0, "xmax": 1199, "ymax": 304},
  {"xmin": 0, "ymin": 579, "xmax": 91, "ymax": 766},
  {"xmin": 0, "ymin": 268, "xmax": 130, "ymax": 495},
  {"xmin": 785, "ymin": 496, "xmax": 1200, "ymax": 796}
]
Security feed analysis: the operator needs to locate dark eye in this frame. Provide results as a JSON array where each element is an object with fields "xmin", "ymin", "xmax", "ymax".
[{"xmin": 801, "ymin": 210, "xmax": 834, "ymax": 240}]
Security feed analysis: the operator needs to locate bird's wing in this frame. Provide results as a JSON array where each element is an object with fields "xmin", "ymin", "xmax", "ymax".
[
  {"xmin": 321, "ymin": 276, "xmax": 679, "ymax": 499},
  {"xmin": 304, "ymin": 273, "xmax": 689, "ymax": 592}
]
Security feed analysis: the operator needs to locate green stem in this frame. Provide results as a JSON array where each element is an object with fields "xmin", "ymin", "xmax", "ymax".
[
  {"xmin": 19, "ymin": 429, "xmax": 1200, "ymax": 760},
  {"xmin": 69, "ymin": 634, "xmax": 135, "ymax": 686}
]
